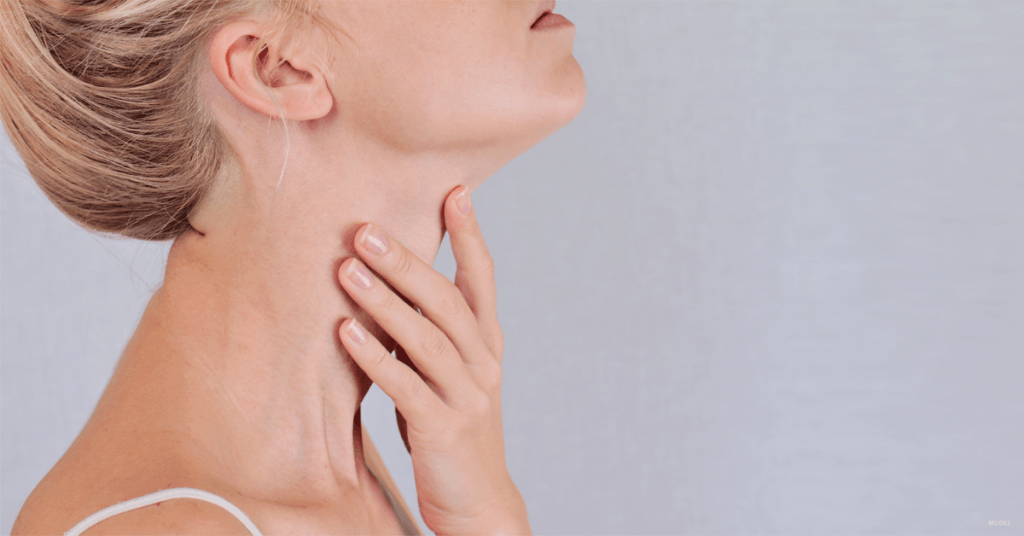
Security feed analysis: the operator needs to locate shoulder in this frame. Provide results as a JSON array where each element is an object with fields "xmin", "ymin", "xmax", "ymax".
[
  {"xmin": 76, "ymin": 496, "xmax": 256, "ymax": 536},
  {"xmin": 14, "ymin": 491, "xmax": 255, "ymax": 536},
  {"xmin": 12, "ymin": 445, "xmax": 255, "ymax": 536}
]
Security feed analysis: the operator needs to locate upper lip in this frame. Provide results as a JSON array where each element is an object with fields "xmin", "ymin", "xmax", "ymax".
[{"xmin": 531, "ymin": 0, "xmax": 556, "ymax": 27}]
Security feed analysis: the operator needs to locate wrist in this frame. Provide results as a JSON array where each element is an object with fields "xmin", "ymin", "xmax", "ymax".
[{"xmin": 431, "ymin": 487, "xmax": 531, "ymax": 536}]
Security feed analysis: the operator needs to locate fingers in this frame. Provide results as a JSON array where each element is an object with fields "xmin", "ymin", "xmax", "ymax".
[
  {"xmin": 350, "ymin": 218, "xmax": 496, "ymax": 368},
  {"xmin": 339, "ymin": 318, "xmax": 444, "ymax": 425},
  {"xmin": 339, "ymin": 257, "xmax": 475, "ymax": 402},
  {"xmin": 445, "ymin": 187, "xmax": 504, "ymax": 360}
]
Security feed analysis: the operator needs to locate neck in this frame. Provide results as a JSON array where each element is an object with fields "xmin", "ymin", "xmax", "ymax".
[{"xmin": 112, "ymin": 130, "xmax": 512, "ymax": 507}]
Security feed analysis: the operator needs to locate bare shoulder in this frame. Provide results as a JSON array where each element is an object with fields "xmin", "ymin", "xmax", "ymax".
[
  {"xmin": 11, "ymin": 437, "xmax": 255, "ymax": 536},
  {"xmin": 14, "ymin": 489, "xmax": 255, "ymax": 536}
]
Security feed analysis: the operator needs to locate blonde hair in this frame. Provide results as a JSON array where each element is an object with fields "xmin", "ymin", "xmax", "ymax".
[{"xmin": 0, "ymin": 0, "xmax": 342, "ymax": 240}]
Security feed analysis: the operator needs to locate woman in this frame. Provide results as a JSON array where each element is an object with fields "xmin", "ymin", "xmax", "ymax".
[{"xmin": 1, "ymin": 0, "xmax": 585, "ymax": 533}]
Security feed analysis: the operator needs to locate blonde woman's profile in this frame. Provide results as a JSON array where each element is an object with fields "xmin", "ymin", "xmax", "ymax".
[{"xmin": 0, "ymin": 0, "xmax": 585, "ymax": 534}]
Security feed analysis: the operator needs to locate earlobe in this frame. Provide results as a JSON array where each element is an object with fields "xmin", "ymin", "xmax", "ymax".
[{"xmin": 208, "ymin": 20, "xmax": 332, "ymax": 121}]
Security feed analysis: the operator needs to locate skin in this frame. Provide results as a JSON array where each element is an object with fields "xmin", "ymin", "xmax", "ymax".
[{"xmin": 12, "ymin": 0, "xmax": 584, "ymax": 534}]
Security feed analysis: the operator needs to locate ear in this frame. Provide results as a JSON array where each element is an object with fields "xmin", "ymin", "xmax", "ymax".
[{"xmin": 209, "ymin": 18, "xmax": 333, "ymax": 121}]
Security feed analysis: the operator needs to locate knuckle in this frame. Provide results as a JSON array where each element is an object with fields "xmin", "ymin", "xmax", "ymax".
[
  {"xmin": 438, "ymin": 287, "xmax": 465, "ymax": 317},
  {"xmin": 479, "ymin": 254, "xmax": 496, "ymax": 278},
  {"xmin": 401, "ymin": 368, "xmax": 426, "ymax": 403},
  {"xmin": 419, "ymin": 329, "xmax": 449, "ymax": 361},
  {"xmin": 392, "ymin": 248, "xmax": 415, "ymax": 279},
  {"xmin": 493, "ymin": 329, "xmax": 505, "ymax": 352},
  {"xmin": 370, "ymin": 348, "xmax": 392, "ymax": 369},
  {"xmin": 467, "ymin": 391, "xmax": 492, "ymax": 418},
  {"xmin": 376, "ymin": 288, "xmax": 399, "ymax": 312},
  {"xmin": 484, "ymin": 326, "xmax": 505, "ymax": 357},
  {"xmin": 477, "ymin": 360, "xmax": 503, "ymax": 392}
]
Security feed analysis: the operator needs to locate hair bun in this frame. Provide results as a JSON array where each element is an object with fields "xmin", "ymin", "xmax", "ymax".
[{"xmin": 0, "ymin": 0, "xmax": 338, "ymax": 241}]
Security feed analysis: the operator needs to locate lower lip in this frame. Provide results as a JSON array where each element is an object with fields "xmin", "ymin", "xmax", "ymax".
[{"xmin": 531, "ymin": 12, "xmax": 574, "ymax": 31}]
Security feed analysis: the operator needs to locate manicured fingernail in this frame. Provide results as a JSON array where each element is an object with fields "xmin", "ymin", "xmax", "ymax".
[
  {"xmin": 456, "ymin": 189, "xmax": 471, "ymax": 215},
  {"xmin": 361, "ymin": 224, "xmax": 389, "ymax": 255},
  {"xmin": 346, "ymin": 319, "xmax": 368, "ymax": 344},
  {"xmin": 347, "ymin": 260, "xmax": 373, "ymax": 288}
]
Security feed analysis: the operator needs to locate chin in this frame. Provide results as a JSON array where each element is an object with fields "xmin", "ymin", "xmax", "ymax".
[
  {"xmin": 559, "ymin": 57, "xmax": 587, "ymax": 123},
  {"xmin": 534, "ymin": 58, "xmax": 588, "ymax": 137}
]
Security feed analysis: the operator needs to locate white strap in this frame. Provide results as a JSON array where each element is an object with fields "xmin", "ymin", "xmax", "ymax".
[
  {"xmin": 368, "ymin": 465, "xmax": 421, "ymax": 536},
  {"xmin": 65, "ymin": 487, "xmax": 262, "ymax": 536}
]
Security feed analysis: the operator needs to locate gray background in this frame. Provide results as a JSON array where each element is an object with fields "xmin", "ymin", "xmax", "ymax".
[{"xmin": 3, "ymin": 1, "xmax": 1023, "ymax": 534}]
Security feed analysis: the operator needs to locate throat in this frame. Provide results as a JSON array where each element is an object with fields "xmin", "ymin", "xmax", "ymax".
[{"xmin": 108, "ymin": 260, "xmax": 378, "ymax": 506}]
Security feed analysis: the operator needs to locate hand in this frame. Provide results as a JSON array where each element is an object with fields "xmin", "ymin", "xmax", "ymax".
[{"xmin": 337, "ymin": 186, "xmax": 531, "ymax": 536}]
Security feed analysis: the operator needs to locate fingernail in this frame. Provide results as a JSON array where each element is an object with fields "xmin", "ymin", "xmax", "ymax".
[
  {"xmin": 361, "ymin": 224, "xmax": 389, "ymax": 255},
  {"xmin": 347, "ymin": 260, "xmax": 373, "ymax": 289},
  {"xmin": 456, "ymin": 189, "xmax": 471, "ymax": 215},
  {"xmin": 346, "ymin": 319, "xmax": 368, "ymax": 344}
]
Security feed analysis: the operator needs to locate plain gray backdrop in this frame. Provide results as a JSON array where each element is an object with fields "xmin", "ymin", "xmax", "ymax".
[{"xmin": 3, "ymin": 1, "xmax": 1023, "ymax": 534}]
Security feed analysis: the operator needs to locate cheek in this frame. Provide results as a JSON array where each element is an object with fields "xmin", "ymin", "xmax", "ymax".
[
  {"xmin": 335, "ymin": 5, "xmax": 572, "ymax": 151},
  {"xmin": 346, "ymin": 44, "xmax": 529, "ymax": 148},
  {"xmin": 428, "ymin": 36, "xmax": 585, "ymax": 149},
  {"xmin": 419, "ymin": 45, "xmax": 538, "ymax": 144}
]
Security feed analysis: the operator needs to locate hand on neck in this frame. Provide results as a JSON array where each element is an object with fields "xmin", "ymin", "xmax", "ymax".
[{"xmin": 119, "ymin": 122, "xmax": 515, "ymax": 507}]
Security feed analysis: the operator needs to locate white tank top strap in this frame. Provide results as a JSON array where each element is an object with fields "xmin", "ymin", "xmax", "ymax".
[
  {"xmin": 64, "ymin": 487, "xmax": 262, "ymax": 536},
  {"xmin": 367, "ymin": 464, "xmax": 422, "ymax": 536}
]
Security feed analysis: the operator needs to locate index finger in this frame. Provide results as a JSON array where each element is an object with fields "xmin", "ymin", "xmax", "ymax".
[
  {"xmin": 445, "ymin": 186, "xmax": 503, "ymax": 360},
  {"xmin": 351, "ymin": 222, "xmax": 493, "ymax": 369}
]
